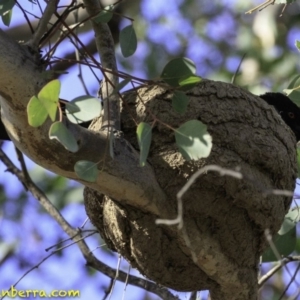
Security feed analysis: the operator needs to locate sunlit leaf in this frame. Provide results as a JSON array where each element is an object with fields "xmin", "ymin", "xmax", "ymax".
[
  {"xmin": 284, "ymin": 75, "xmax": 300, "ymax": 106},
  {"xmin": 136, "ymin": 122, "xmax": 152, "ymax": 167},
  {"xmin": 66, "ymin": 96, "xmax": 101, "ymax": 124},
  {"xmin": 175, "ymin": 120, "xmax": 212, "ymax": 160},
  {"xmin": 278, "ymin": 208, "xmax": 300, "ymax": 235},
  {"xmin": 179, "ymin": 75, "xmax": 202, "ymax": 87},
  {"xmin": 74, "ymin": 160, "xmax": 99, "ymax": 182},
  {"xmin": 27, "ymin": 96, "xmax": 48, "ymax": 127},
  {"xmin": 296, "ymin": 40, "xmax": 300, "ymax": 52},
  {"xmin": 161, "ymin": 57, "xmax": 196, "ymax": 87},
  {"xmin": 120, "ymin": 25, "xmax": 137, "ymax": 58},
  {"xmin": 172, "ymin": 91, "xmax": 189, "ymax": 114},
  {"xmin": 38, "ymin": 79, "xmax": 60, "ymax": 121},
  {"xmin": 49, "ymin": 122, "xmax": 79, "ymax": 153}
]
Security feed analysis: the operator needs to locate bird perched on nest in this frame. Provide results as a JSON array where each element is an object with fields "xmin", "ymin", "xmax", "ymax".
[{"xmin": 260, "ymin": 92, "xmax": 300, "ymax": 141}]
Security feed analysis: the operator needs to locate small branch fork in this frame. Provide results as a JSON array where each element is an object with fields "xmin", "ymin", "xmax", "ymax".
[
  {"xmin": 0, "ymin": 145, "xmax": 178, "ymax": 300},
  {"xmin": 26, "ymin": 0, "xmax": 60, "ymax": 49},
  {"xmin": 156, "ymin": 164, "xmax": 293, "ymax": 229},
  {"xmin": 245, "ymin": 0, "xmax": 290, "ymax": 16},
  {"xmin": 27, "ymin": 0, "xmax": 121, "ymax": 133}
]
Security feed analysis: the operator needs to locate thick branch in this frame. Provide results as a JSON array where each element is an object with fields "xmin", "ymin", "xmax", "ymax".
[{"xmin": 0, "ymin": 29, "xmax": 170, "ymax": 218}]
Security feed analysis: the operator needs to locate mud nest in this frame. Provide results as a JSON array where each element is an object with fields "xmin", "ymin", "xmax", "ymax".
[{"xmin": 84, "ymin": 80, "xmax": 296, "ymax": 291}]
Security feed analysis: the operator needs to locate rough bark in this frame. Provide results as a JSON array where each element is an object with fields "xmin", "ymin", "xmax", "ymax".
[
  {"xmin": 84, "ymin": 81, "xmax": 296, "ymax": 299},
  {"xmin": 0, "ymin": 29, "xmax": 296, "ymax": 299},
  {"xmin": 0, "ymin": 29, "xmax": 169, "ymax": 217}
]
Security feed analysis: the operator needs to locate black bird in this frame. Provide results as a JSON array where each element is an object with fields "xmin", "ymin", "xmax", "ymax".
[{"xmin": 260, "ymin": 92, "xmax": 300, "ymax": 141}]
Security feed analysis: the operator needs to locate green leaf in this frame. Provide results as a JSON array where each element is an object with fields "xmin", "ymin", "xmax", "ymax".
[
  {"xmin": 284, "ymin": 75, "xmax": 300, "ymax": 106},
  {"xmin": 296, "ymin": 40, "xmax": 300, "ymax": 52},
  {"xmin": 175, "ymin": 120, "xmax": 212, "ymax": 160},
  {"xmin": 172, "ymin": 91, "xmax": 189, "ymax": 114},
  {"xmin": 113, "ymin": 78, "xmax": 131, "ymax": 94},
  {"xmin": 262, "ymin": 227, "xmax": 296, "ymax": 262},
  {"xmin": 287, "ymin": 74, "xmax": 300, "ymax": 90},
  {"xmin": 278, "ymin": 208, "xmax": 300, "ymax": 235},
  {"xmin": 38, "ymin": 79, "xmax": 60, "ymax": 121},
  {"xmin": 92, "ymin": 5, "xmax": 113, "ymax": 23},
  {"xmin": 297, "ymin": 148, "xmax": 300, "ymax": 178},
  {"xmin": 161, "ymin": 57, "xmax": 197, "ymax": 87},
  {"xmin": 0, "ymin": 0, "xmax": 14, "ymax": 16},
  {"xmin": 27, "ymin": 96, "xmax": 49, "ymax": 127},
  {"xmin": 66, "ymin": 96, "xmax": 101, "ymax": 124},
  {"xmin": 136, "ymin": 122, "xmax": 152, "ymax": 167},
  {"xmin": 74, "ymin": 160, "xmax": 99, "ymax": 182},
  {"xmin": 120, "ymin": 25, "xmax": 137, "ymax": 58},
  {"xmin": 49, "ymin": 122, "xmax": 79, "ymax": 153},
  {"xmin": 65, "ymin": 102, "xmax": 80, "ymax": 114},
  {"xmin": 1, "ymin": 8, "xmax": 11, "ymax": 26},
  {"xmin": 179, "ymin": 75, "xmax": 202, "ymax": 88}
]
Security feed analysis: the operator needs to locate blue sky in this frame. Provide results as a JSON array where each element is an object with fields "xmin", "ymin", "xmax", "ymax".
[{"xmin": 1, "ymin": 1, "xmax": 300, "ymax": 299}]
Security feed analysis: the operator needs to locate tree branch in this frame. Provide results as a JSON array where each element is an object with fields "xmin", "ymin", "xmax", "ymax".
[
  {"xmin": 83, "ymin": 0, "xmax": 120, "ymax": 130},
  {"xmin": 0, "ymin": 147, "xmax": 178, "ymax": 300},
  {"xmin": 0, "ymin": 29, "xmax": 170, "ymax": 218},
  {"xmin": 27, "ymin": 0, "xmax": 59, "ymax": 48}
]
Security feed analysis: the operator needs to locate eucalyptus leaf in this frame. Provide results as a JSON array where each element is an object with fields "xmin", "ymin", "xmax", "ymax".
[
  {"xmin": 136, "ymin": 122, "xmax": 152, "ymax": 167},
  {"xmin": 0, "ymin": 0, "xmax": 14, "ymax": 15},
  {"xmin": 161, "ymin": 57, "xmax": 196, "ymax": 87},
  {"xmin": 1, "ymin": 8, "xmax": 11, "ymax": 26},
  {"xmin": 74, "ymin": 160, "xmax": 99, "ymax": 182},
  {"xmin": 49, "ymin": 122, "xmax": 79, "ymax": 153},
  {"xmin": 37, "ymin": 79, "xmax": 60, "ymax": 121},
  {"xmin": 93, "ymin": 5, "xmax": 113, "ymax": 23},
  {"xmin": 297, "ymin": 148, "xmax": 300, "ymax": 178},
  {"xmin": 66, "ymin": 96, "xmax": 101, "ymax": 124},
  {"xmin": 27, "ymin": 96, "xmax": 48, "ymax": 127},
  {"xmin": 296, "ymin": 40, "xmax": 300, "ymax": 52},
  {"xmin": 175, "ymin": 120, "xmax": 212, "ymax": 160},
  {"xmin": 262, "ymin": 227, "xmax": 296, "ymax": 262},
  {"xmin": 284, "ymin": 75, "xmax": 300, "ymax": 106},
  {"xmin": 172, "ymin": 91, "xmax": 189, "ymax": 114},
  {"xmin": 120, "ymin": 25, "xmax": 137, "ymax": 58},
  {"xmin": 113, "ymin": 78, "xmax": 131, "ymax": 94},
  {"xmin": 279, "ymin": 208, "xmax": 300, "ymax": 235}
]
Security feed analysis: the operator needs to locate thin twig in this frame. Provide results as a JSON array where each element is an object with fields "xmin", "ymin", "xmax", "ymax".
[
  {"xmin": 231, "ymin": 53, "xmax": 246, "ymax": 84},
  {"xmin": 108, "ymin": 255, "xmax": 121, "ymax": 300},
  {"xmin": 278, "ymin": 263, "xmax": 300, "ymax": 300},
  {"xmin": 258, "ymin": 253, "xmax": 300, "ymax": 289},
  {"xmin": 156, "ymin": 165, "xmax": 243, "ymax": 228},
  {"xmin": 14, "ymin": 0, "xmax": 34, "ymax": 34},
  {"xmin": 245, "ymin": 0, "xmax": 275, "ymax": 14},
  {"xmin": 122, "ymin": 265, "xmax": 131, "ymax": 300}
]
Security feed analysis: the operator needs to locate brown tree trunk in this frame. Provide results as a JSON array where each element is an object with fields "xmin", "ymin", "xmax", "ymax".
[{"xmin": 85, "ymin": 80, "xmax": 296, "ymax": 299}]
